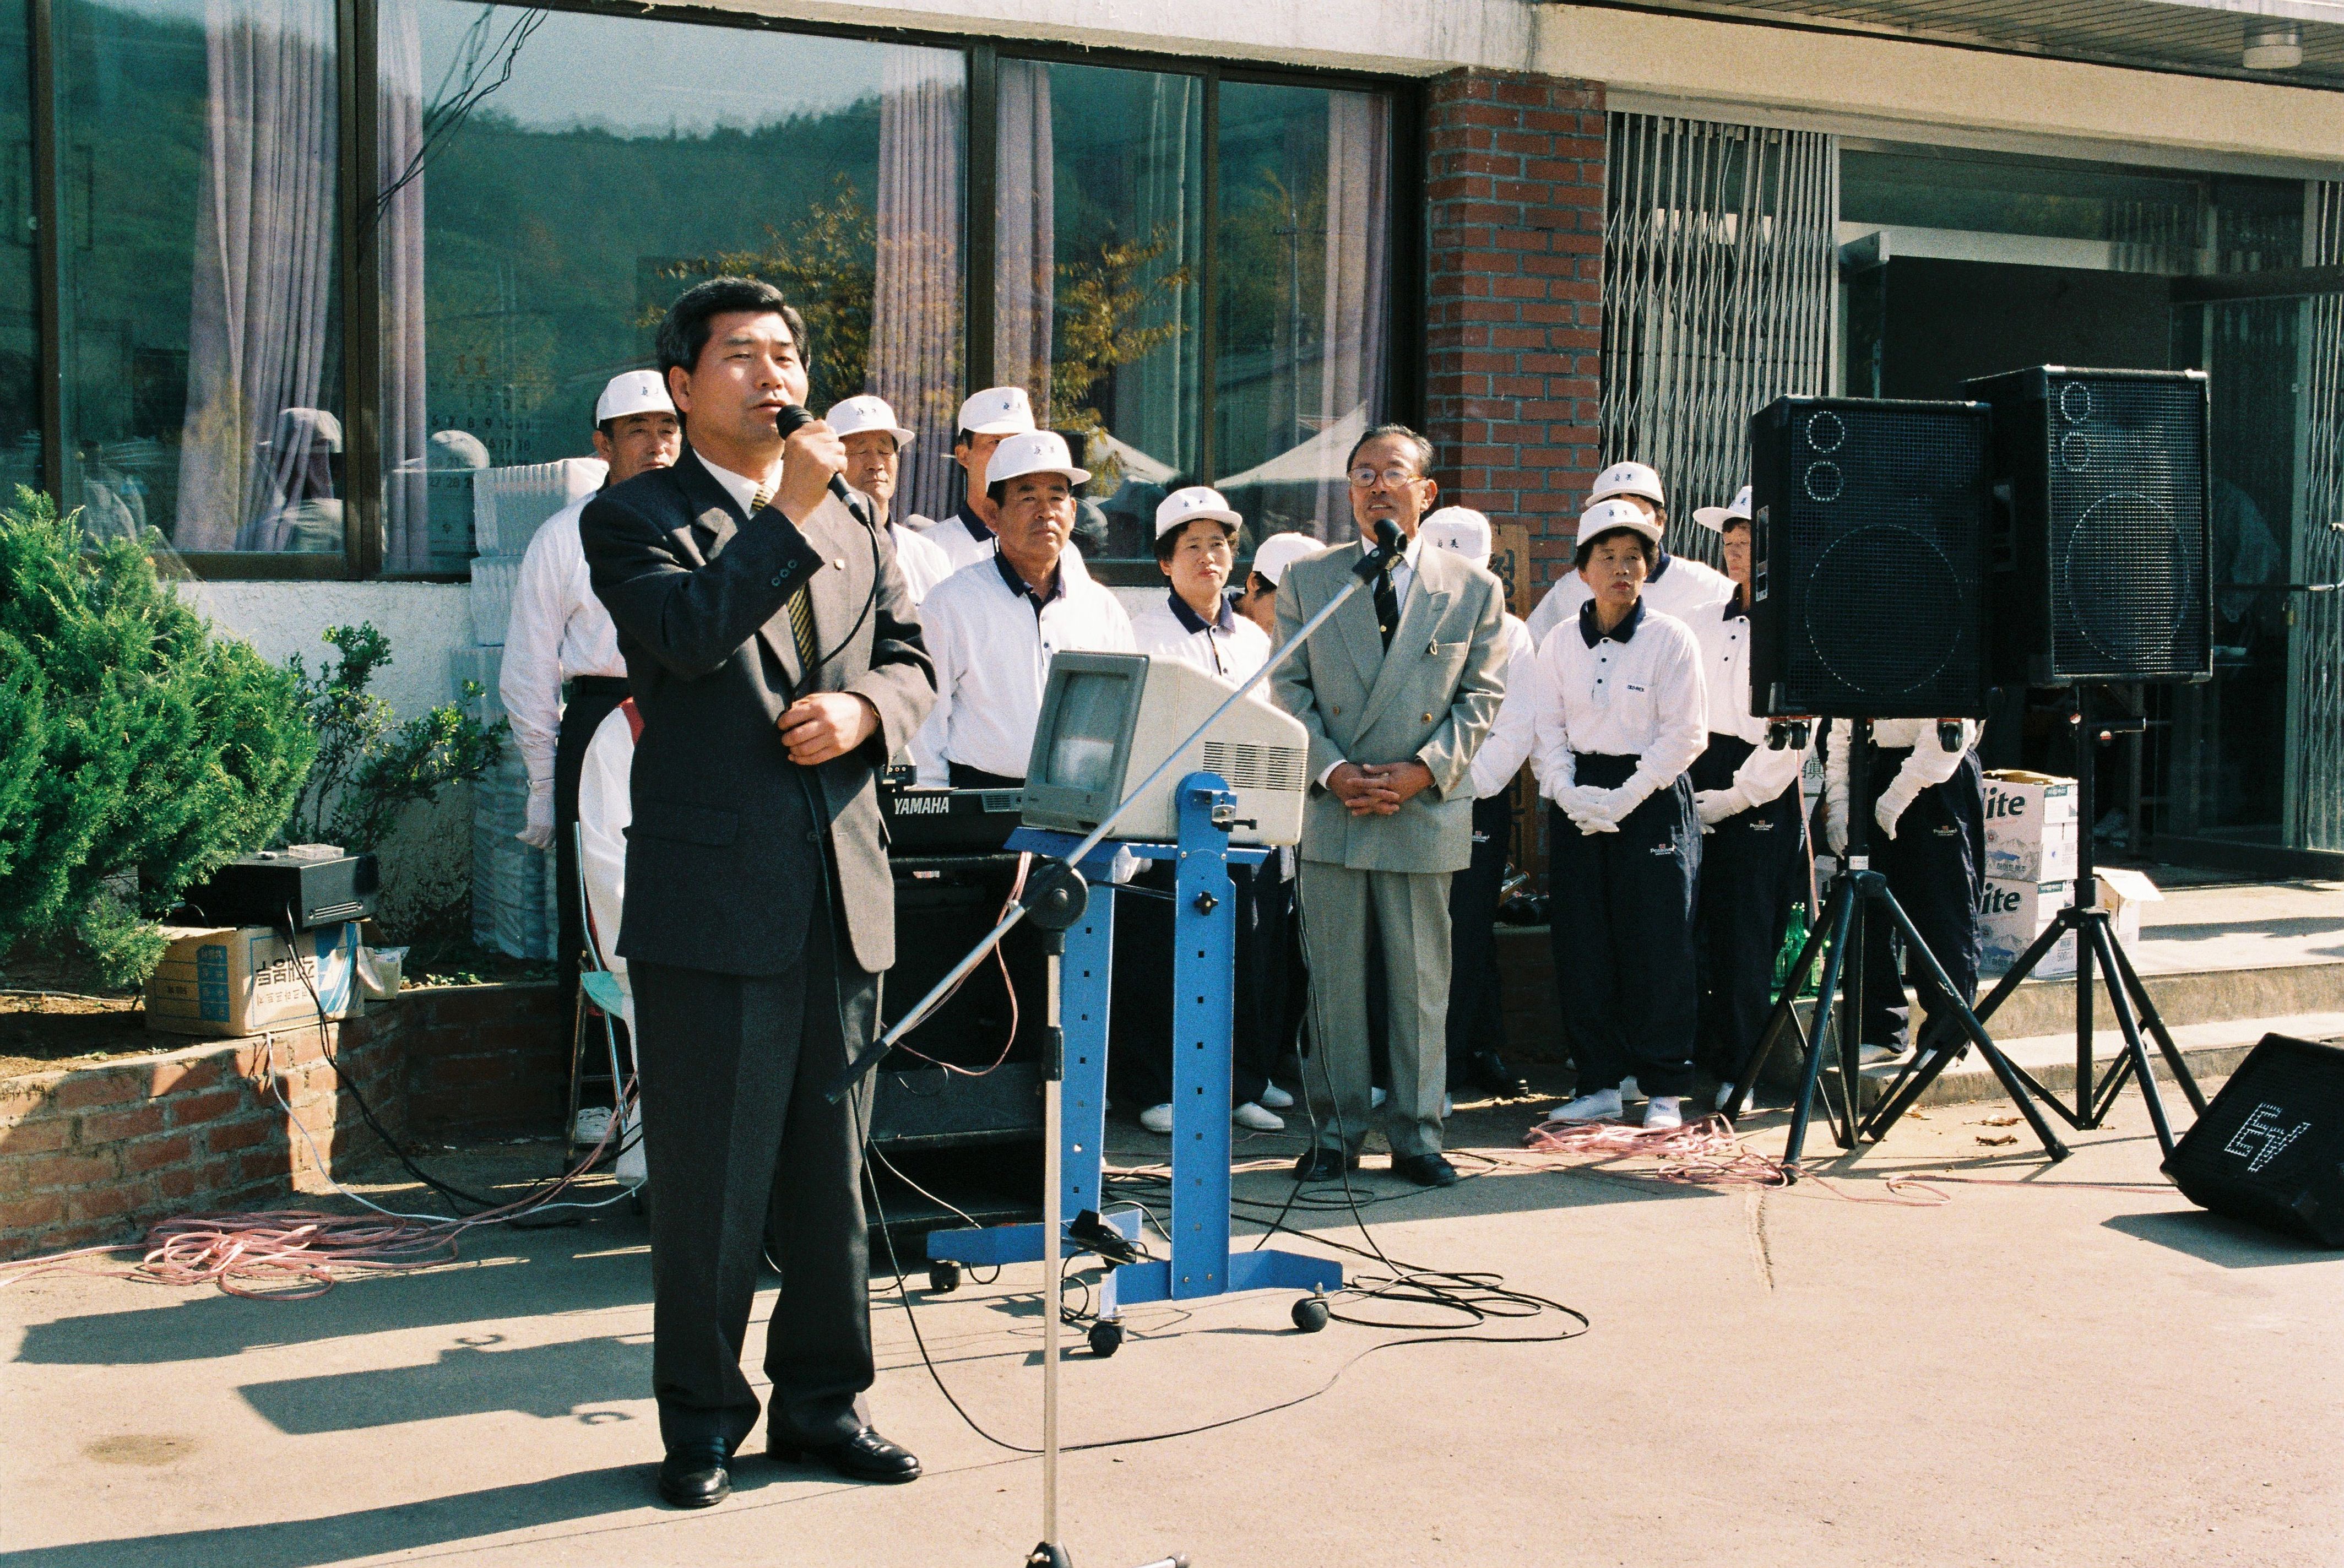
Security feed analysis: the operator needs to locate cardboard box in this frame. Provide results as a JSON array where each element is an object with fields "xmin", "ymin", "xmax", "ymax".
[
  {"xmin": 145, "ymin": 923, "xmax": 361, "ymax": 1038},
  {"xmin": 1977, "ymin": 878, "xmax": 2077, "ymax": 979},
  {"xmin": 1983, "ymin": 771, "xmax": 2080, "ymax": 882},
  {"xmin": 2095, "ymin": 866, "xmax": 2163, "ymax": 947},
  {"xmin": 1984, "ymin": 820, "xmax": 2079, "ymax": 882}
]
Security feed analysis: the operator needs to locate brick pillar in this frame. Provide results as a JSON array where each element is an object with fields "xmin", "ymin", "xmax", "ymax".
[{"xmin": 1421, "ymin": 69, "xmax": 1606, "ymax": 605}]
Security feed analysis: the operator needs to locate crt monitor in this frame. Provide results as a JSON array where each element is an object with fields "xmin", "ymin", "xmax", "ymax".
[{"xmin": 1021, "ymin": 652, "xmax": 1309, "ymax": 847}]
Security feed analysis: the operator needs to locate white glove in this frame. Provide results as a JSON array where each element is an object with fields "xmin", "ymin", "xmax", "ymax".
[
  {"xmin": 1694, "ymin": 789, "xmax": 1740, "ymax": 828},
  {"xmin": 1580, "ymin": 784, "xmax": 1642, "ymax": 830},
  {"xmin": 1875, "ymin": 779, "xmax": 1920, "ymax": 842},
  {"xmin": 518, "ymin": 782, "xmax": 555, "ymax": 850},
  {"xmin": 1825, "ymin": 805, "xmax": 1848, "ymax": 858},
  {"xmin": 1551, "ymin": 784, "xmax": 1619, "ymax": 834}
]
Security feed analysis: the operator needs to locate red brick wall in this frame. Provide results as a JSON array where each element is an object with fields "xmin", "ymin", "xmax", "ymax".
[
  {"xmin": 1421, "ymin": 69, "xmax": 1607, "ymax": 600},
  {"xmin": 0, "ymin": 983, "xmax": 563, "ymax": 1261}
]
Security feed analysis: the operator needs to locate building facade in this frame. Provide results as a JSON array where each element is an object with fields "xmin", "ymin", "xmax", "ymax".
[{"xmin": 11, "ymin": 0, "xmax": 2341, "ymax": 872}]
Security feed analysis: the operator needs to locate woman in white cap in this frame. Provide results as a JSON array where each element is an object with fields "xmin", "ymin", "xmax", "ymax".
[
  {"xmin": 823, "ymin": 393, "xmax": 952, "ymax": 602},
  {"xmin": 910, "ymin": 429, "xmax": 1135, "ymax": 788},
  {"xmin": 1523, "ymin": 460, "xmax": 1733, "ymax": 648},
  {"xmin": 1119, "ymin": 485, "xmax": 1289, "ymax": 1134},
  {"xmin": 1685, "ymin": 485, "xmax": 1811, "ymax": 1110},
  {"xmin": 1418, "ymin": 506, "xmax": 1534, "ymax": 1099},
  {"xmin": 1534, "ymin": 497, "xmax": 1709, "ymax": 1129},
  {"xmin": 1234, "ymin": 531, "xmax": 1323, "ymax": 639},
  {"xmin": 929, "ymin": 387, "xmax": 1039, "ymax": 576}
]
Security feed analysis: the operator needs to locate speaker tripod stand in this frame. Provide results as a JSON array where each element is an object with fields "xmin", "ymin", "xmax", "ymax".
[
  {"xmin": 1860, "ymin": 688, "xmax": 2206, "ymax": 1157},
  {"xmin": 1720, "ymin": 718, "xmax": 2070, "ymax": 1171}
]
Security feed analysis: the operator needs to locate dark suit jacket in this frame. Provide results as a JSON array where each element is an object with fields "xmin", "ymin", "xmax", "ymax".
[{"xmin": 581, "ymin": 447, "xmax": 935, "ymax": 977}]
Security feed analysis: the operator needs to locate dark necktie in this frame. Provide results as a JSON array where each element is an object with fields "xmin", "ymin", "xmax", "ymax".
[
  {"xmin": 752, "ymin": 481, "xmax": 820, "ymax": 674},
  {"xmin": 1374, "ymin": 562, "xmax": 1400, "ymax": 651}
]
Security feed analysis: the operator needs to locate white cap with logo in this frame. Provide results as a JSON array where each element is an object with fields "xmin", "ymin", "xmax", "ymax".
[
  {"xmin": 1419, "ymin": 506, "xmax": 1494, "ymax": 569},
  {"xmin": 1588, "ymin": 460, "xmax": 1665, "ymax": 509},
  {"xmin": 1249, "ymin": 531, "xmax": 1324, "ymax": 588},
  {"xmin": 824, "ymin": 394, "xmax": 916, "ymax": 448},
  {"xmin": 1693, "ymin": 484, "xmax": 1753, "ymax": 533},
  {"xmin": 956, "ymin": 386, "xmax": 1037, "ymax": 438},
  {"xmin": 1154, "ymin": 485, "xmax": 1242, "ymax": 540},
  {"xmin": 596, "ymin": 369, "xmax": 677, "ymax": 424},
  {"xmin": 1577, "ymin": 496, "xmax": 1664, "ymax": 547},
  {"xmin": 985, "ymin": 430, "xmax": 1091, "ymax": 489}
]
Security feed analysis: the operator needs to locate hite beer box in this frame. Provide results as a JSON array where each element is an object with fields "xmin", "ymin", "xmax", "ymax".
[
  {"xmin": 144, "ymin": 923, "xmax": 361, "ymax": 1037},
  {"xmin": 1977, "ymin": 879, "xmax": 2077, "ymax": 979},
  {"xmin": 1983, "ymin": 770, "xmax": 2079, "ymax": 882}
]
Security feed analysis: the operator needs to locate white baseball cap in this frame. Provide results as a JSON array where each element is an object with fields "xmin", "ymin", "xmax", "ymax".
[
  {"xmin": 825, "ymin": 394, "xmax": 915, "ymax": 448},
  {"xmin": 1419, "ymin": 506, "xmax": 1493, "ymax": 569},
  {"xmin": 1154, "ymin": 485, "xmax": 1242, "ymax": 540},
  {"xmin": 956, "ymin": 386, "xmax": 1037, "ymax": 438},
  {"xmin": 596, "ymin": 369, "xmax": 676, "ymax": 424},
  {"xmin": 1249, "ymin": 531, "xmax": 1324, "ymax": 587},
  {"xmin": 985, "ymin": 430, "xmax": 1091, "ymax": 489},
  {"xmin": 1588, "ymin": 460, "xmax": 1666, "ymax": 508},
  {"xmin": 1576, "ymin": 496, "xmax": 1664, "ymax": 547},
  {"xmin": 1694, "ymin": 485, "xmax": 1754, "ymax": 533}
]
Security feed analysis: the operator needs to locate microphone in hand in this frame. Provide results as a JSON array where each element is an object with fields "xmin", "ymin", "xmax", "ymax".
[{"xmin": 773, "ymin": 403, "xmax": 872, "ymax": 528}]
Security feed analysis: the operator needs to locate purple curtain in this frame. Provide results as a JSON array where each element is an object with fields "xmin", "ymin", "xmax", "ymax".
[{"xmin": 173, "ymin": 0, "xmax": 338, "ymax": 552}]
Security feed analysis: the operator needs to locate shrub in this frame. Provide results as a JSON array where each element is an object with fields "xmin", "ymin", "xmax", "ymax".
[{"xmin": 0, "ymin": 491, "xmax": 316, "ymax": 985}]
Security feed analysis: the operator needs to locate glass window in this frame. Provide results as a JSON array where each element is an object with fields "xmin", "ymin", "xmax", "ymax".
[
  {"xmin": 382, "ymin": 2, "xmax": 963, "ymax": 570},
  {"xmin": 0, "ymin": 0, "xmax": 35, "ymax": 495},
  {"xmin": 57, "ymin": 0, "xmax": 344, "ymax": 555},
  {"xmin": 1214, "ymin": 83, "xmax": 1390, "ymax": 550},
  {"xmin": 994, "ymin": 60, "xmax": 1201, "ymax": 563}
]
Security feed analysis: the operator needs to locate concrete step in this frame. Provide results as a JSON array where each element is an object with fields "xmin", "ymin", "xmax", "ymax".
[
  {"xmin": 1789, "ymin": 1012, "xmax": 2344, "ymax": 1112},
  {"xmin": 1976, "ymin": 957, "xmax": 2344, "ymax": 1037}
]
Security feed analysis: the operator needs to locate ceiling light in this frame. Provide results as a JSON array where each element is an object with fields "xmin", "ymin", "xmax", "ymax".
[{"xmin": 2243, "ymin": 21, "xmax": 2303, "ymax": 70}]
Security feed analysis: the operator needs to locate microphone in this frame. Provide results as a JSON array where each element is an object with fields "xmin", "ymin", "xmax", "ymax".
[
  {"xmin": 1352, "ymin": 516, "xmax": 1407, "ymax": 582},
  {"xmin": 773, "ymin": 403, "xmax": 873, "ymax": 529}
]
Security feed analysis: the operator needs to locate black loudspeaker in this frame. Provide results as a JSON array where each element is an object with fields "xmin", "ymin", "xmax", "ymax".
[
  {"xmin": 1965, "ymin": 366, "xmax": 2212, "ymax": 686},
  {"xmin": 2164, "ymin": 1033, "xmax": 2344, "ymax": 1247},
  {"xmin": 1748, "ymin": 397, "xmax": 1992, "ymax": 719}
]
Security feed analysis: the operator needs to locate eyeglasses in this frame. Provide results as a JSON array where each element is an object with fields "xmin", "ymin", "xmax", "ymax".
[{"xmin": 1348, "ymin": 465, "xmax": 1423, "ymax": 489}]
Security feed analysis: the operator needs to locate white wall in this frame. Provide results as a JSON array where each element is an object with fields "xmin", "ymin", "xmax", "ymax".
[{"xmin": 179, "ymin": 580, "xmax": 475, "ymax": 724}]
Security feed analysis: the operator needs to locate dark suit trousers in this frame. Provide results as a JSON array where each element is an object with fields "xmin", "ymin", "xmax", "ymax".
[
  {"xmin": 630, "ymin": 908, "xmax": 876, "ymax": 1455},
  {"xmin": 1690, "ymin": 736, "xmax": 1809, "ymax": 1082},
  {"xmin": 1445, "ymin": 791, "xmax": 1515, "ymax": 1073},
  {"xmin": 1858, "ymin": 750, "xmax": 1985, "ymax": 1049},
  {"xmin": 1113, "ymin": 859, "xmax": 1272, "ymax": 1111}
]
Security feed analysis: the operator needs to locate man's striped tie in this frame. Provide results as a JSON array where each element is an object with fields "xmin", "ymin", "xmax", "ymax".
[{"xmin": 753, "ymin": 482, "xmax": 821, "ymax": 676}]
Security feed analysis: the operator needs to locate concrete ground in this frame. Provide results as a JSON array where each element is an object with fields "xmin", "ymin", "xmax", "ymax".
[{"xmin": 3, "ymin": 1078, "xmax": 2340, "ymax": 1568}]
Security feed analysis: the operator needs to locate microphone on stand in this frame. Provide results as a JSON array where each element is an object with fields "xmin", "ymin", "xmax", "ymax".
[
  {"xmin": 1353, "ymin": 517, "xmax": 1405, "ymax": 581},
  {"xmin": 773, "ymin": 402, "xmax": 875, "ymax": 530}
]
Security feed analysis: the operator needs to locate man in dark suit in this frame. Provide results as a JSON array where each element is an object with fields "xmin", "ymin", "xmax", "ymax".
[{"xmin": 581, "ymin": 277, "xmax": 935, "ymax": 1509}]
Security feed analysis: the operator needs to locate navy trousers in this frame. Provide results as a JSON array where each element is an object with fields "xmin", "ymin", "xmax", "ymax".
[
  {"xmin": 1445, "ymin": 791, "xmax": 1516, "ymax": 1076},
  {"xmin": 1548, "ymin": 753, "xmax": 1701, "ymax": 1098},
  {"xmin": 1857, "ymin": 748, "xmax": 1985, "ymax": 1049},
  {"xmin": 1689, "ymin": 735, "xmax": 1809, "ymax": 1082}
]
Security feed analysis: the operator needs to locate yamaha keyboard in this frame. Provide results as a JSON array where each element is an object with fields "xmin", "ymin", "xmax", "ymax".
[{"xmin": 881, "ymin": 782, "xmax": 1024, "ymax": 856}]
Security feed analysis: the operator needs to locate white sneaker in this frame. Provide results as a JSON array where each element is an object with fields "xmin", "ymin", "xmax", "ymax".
[
  {"xmin": 1858, "ymin": 1043, "xmax": 1910, "ymax": 1067},
  {"xmin": 1643, "ymin": 1095, "xmax": 1685, "ymax": 1131},
  {"xmin": 1545, "ymin": 1088, "xmax": 1623, "ymax": 1122},
  {"xmin": 572, "ymin": 1106, "xmax": 612, "ymax": 1143},
  {"xmin": 1619, "ymin": 1075, "xmax": 1642, "ymax": 1100},
  {"xmin": 1140, "ymin": 1103, "xmax": 1175, "ymax": 1134},
  {"xmin": 1713, "ymin": 1082, "xmax": 1739, "ymax": 1113},
  {"xmin": 1371, "ymin": 1086, "xmax": 1388, "ymax": 1110},
  {"xmin": 1259, "ymin": 1083, "xmax": 1295, "ymax": 1110},
  {"xmin": 1232, "ymin": 1102, "xmax": 1284, "ymax": 1131},
  {"xmin": 1442, "ymin": 1092, "xmax": 1453, "ymax": 1118}
]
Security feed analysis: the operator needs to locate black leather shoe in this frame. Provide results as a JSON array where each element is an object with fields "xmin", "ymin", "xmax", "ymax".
[
  {"xmin": 1463, "ymin": 1050, "xmax": 1528, "ymax": 1098},
  {"xmin": 1292, "ymin": 1146, "xmax": 1359, "ymax": 1182},
  {"xmin": 772, "ymin": 1426, "xmax": 921, "ymax": 1484},
  {"xmin": 1391, "ymin": 1153, "xmax": 1459, "ymax": 1188},
  {"xmin": 656, "ymin": 1440, "xmax": 731, "ymax": 1508}
]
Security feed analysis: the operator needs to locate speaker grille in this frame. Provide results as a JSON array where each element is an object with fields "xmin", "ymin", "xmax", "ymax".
[
  {"xmin": 2045, "ymin": 375, "xmax": 2209, "ymax": 680},
  {"xmin": 1750, "ymin": 398, "xmax": 1991, "ymax": 718},
  {"xmin": 1201, "ymin": 740, "xmax": 1308, "ymax": 794}
]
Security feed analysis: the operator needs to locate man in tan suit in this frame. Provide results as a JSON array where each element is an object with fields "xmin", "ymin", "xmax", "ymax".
[{"xmin": 1272, "ymin": 425, "xmax": 1507, "ymax": 1186}]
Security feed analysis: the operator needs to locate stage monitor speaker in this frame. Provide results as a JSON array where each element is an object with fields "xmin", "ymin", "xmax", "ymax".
[
  {"xmin": 1964, "ymin": 366, "xmax": 2212, "ymax": 686},
  {"xmin": 2163, "ymin": 1033, "xmax": 2344, "ymax": 1247},
  {"xmin": 1748, "ymin": 397, "xmax": 1993, "ymax": 719}
]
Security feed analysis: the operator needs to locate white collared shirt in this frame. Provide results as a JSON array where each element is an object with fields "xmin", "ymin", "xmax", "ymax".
[
  {"xmin": 498, "ymin": 492, "xmax": 626, "ymax": 796},
  {"xmin": 1687, "ymin": 593, "xmax": 1807, "ymax": 811},
  {"xmin": 930, "ymin": 505, "xmax": 999, "ymax": 575},
  {"xmin": 1129, "ymin": 589, "xmax": 1273, "ymax": 691},
  {"xmin": 697, "ymin": 451, "xmax": 776, "ymax": 517},
  {"xmin": 1525, "ymin": 547, "xmax": 1734, "ymax": 647},
  {"xmin": 887, "ymin": 518, "xmax": 953, "ymax": 603},
  {"xmin": 1530, "ymin": 598, "xmax": 1707, "ymax": 803},
  {"xmin": 1467, "ymin": 612, "xmax": 1540, "ymax": 799},
  {"xmin": 910, "ymin": 547, "xmax": 1137, "ymax": 783}
]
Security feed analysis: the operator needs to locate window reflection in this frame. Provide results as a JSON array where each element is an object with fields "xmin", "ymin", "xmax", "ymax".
[
  {"xmin": 382, "ymin": 1, "xmax": 963, "ymax": 569},
  {"xmin": 58, "ymin": 0, "xmax": 343, "ymax": 553}
]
